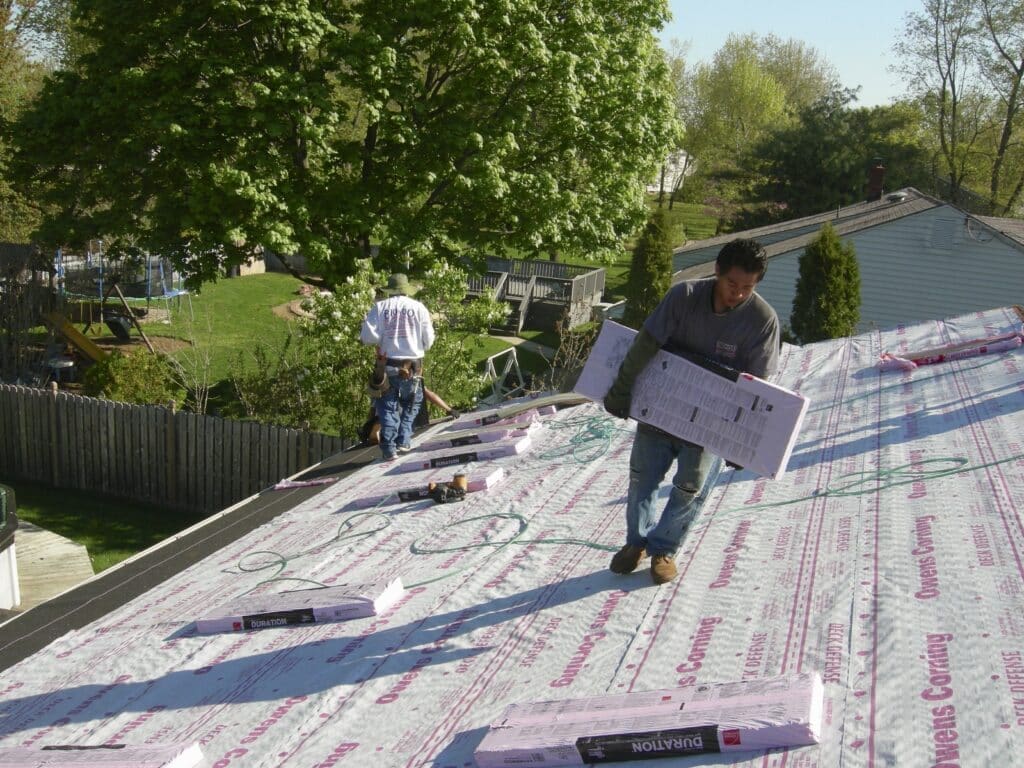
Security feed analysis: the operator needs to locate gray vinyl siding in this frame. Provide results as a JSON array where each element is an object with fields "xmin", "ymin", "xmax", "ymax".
[
  {"xmin": 755, "ymin": 205, "xmax": 1024, "ymax": 334},
  {"xmin": 752, "ymin": 256, "xmax": 801, "ymax": 329}
]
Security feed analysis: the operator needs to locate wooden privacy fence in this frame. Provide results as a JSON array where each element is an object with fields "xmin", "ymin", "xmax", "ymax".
[{"xmin": 0, "ymin": 384, "xmax": 349, "ymax": 514}]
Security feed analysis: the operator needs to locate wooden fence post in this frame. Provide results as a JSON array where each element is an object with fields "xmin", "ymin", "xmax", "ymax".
[
  {"xmin": 166, "ymin": 400, "xmax": 177, "ymax": 510},
  {"xmin": 49, "ymin": 382, "xmax": 59, "ymax": 487},
  {"xmin": 16, "ymin": 387, "xmax": 29, "ymax": 480}
]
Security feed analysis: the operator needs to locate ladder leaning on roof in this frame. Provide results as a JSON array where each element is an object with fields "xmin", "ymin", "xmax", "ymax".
[{"xmin": 481, "ymin": 347, "xmax": 526, "ymax": 405}]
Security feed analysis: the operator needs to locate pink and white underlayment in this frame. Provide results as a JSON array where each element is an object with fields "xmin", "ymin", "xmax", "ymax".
[{"xmin": 3, "ymin": 306, "xmax": 1024, "ymax": 767}]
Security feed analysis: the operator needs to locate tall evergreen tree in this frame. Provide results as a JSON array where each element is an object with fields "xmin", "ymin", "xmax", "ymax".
[
  {"xmin": 622, "ymin": 208, "xmax": 672, "ymax": 329},
  {"xmin": 790, "ymin": 222, "xmax": 860, "ymax": 343}
]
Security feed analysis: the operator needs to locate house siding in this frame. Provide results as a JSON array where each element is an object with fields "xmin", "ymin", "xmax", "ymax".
[
  {"xmin": 753, "ymin": 255, "xmax": 801, "ymax": 329},
  {"xmin": 755, "ymin": 205, "xmax": 1024, "ymax": 334}
]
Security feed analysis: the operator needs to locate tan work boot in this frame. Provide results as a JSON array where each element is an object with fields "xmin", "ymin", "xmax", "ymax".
[
  {"xmin": 650, "ymin": 554, "xmax": 678, "ymax": 584},
  {"xmin": 610, "ymin": 544, "xmax": 647, "ymax": 574}
]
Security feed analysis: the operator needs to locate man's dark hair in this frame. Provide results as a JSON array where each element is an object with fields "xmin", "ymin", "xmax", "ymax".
[{"xmin": 716, "ymin": 238, "xmax": 767, "ymax": 281}]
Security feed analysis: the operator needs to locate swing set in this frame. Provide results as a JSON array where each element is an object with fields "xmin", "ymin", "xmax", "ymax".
[{"xmin": 44, "ymin": 244, "xmax": 192, "ymax": 372}]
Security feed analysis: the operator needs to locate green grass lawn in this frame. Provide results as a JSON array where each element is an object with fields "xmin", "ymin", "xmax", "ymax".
[
  {"xmin": 120, "ymin": 272, "xmax": 538, "ymax": 416},
  {"xmin": 10, "ymin": 480, "xmax": 205, "ymax": 572},
  {"xmin": 144, "ymin": 271, "xmax": 306, "ymax": 381}
]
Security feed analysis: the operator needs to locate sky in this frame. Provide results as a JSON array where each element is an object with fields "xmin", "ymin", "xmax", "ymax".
[{"xmin": 660, "ymin": 0, "xmax": 923, "ymax": 107}]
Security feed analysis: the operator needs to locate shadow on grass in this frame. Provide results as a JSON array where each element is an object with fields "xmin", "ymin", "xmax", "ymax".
[{"xmin": 8, "ymin": 480, "xmax": 206, "ymax": 572}]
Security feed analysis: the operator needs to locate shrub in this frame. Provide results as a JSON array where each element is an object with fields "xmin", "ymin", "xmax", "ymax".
[
  {"xmin": 790, "ymin": 222, "xmax": 861, "ymax": 343},
  {"xmin": 83, "ymin": 350, "xmax": 187, "ymax": 408},
  {"xmin": 528, "ymin": 303, "xmax": 600, "ymax": 393},
  {"xmin": 416, "ymin": 260, "xmax": 509, "ymax": 411},
  {"xmin": 228, "ymin": 331, "xmax": 328, "ymax": 429},
  {"xmin": 622, "ymin": 208, "xmax": 673, "ymax": 329}
]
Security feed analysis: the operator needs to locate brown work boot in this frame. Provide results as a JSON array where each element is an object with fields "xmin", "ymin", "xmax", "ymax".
[
  {"xmin": 610, "ymin": 544, "xmax": 647, "ymax": 574},
  {"xmin": 650, "ymin": 554, "xmax": 678, "ymax": 584}
]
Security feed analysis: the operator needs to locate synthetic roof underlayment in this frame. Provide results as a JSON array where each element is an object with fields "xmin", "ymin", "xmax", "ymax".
[{"xmin": 3, "ymin": 306, "xmax": 1024, "ymax": 767}]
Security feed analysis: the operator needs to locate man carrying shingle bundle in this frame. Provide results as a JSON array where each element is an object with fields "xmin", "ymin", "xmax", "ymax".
[{"xmin": 603, "ymin": 238, "xmax": 780, "ymax": 584}]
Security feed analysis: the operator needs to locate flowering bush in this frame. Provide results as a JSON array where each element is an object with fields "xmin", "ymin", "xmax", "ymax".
[
  {"xmin": 416, "ymin": 260, "xmax": 509, "ymax": 412},
  {"xmin": 231, "ymin": 260, "xmax": 508, "ymax": 439},
  {"xmin": 297, "ymin": 265, "xmax": 384, "ymax": 437}
]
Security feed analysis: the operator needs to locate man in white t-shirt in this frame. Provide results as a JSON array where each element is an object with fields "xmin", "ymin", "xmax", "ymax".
[{"xmin": 361, "ymin": 274, "xmax": 436, "ymax": 460}]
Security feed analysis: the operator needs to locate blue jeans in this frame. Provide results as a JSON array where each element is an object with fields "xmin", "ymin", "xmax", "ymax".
[
  {"xmin": 376, "ymin": 375, "xmax": 423, "ymax": 458},
  {"xmin": 625, "ymin": 426, "xmax": 722, "ymax": 556}
]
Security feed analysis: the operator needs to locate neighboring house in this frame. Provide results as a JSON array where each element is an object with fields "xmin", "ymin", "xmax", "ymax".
[
  {"xmin": 673, "ymin": 187, "xmax": 1024, "ymax": 333},
  {"xmin": 646, "ymin": 149, "xmax": 693, "ymax": 196}
]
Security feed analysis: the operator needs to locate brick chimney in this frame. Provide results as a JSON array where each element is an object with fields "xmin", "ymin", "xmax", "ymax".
[{"xmin": 866, "ymin": 158, "xmax": 885, "ymax": 202}]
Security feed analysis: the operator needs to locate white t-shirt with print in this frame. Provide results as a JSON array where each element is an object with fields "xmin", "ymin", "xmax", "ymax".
[{"xmin": 360, "ymin": 294, "xmax": 435, "ymax": 360}]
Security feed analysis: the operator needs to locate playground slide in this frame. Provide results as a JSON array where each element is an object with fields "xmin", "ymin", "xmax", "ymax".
[{"xmin": 45, "ymin": 312, "xmax": 108, "ymax": 363}]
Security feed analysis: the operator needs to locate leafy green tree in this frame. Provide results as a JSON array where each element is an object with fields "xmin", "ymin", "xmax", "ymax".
[
  {"xmin": 674, "ymin": 33, "xmax": 793, "ymax": 219},
  {"xmin": 622, "ymin": 208, "xmax": 672, "ymax": 329},
  {"xmin": 790, "ymin": 222, "xmax": 861, "ymax": 344},
  {"xmin": 682, "ymin": 36, "xmax": 788, "ymax": 167},
  {"xmin": 977, "ymin": 0, "xmax": 1024, "ymax": 214},
  {"xmin": 10, "ymin": 0, "xmax": 679, "ymax": 287},
  {"xmin": 754, "ymin": 89, "xmax": 933, "ymax": 218},
  {"xmin": 670, "ymin": 32, "xmax": 842, "ymax": 222},
  {"xmin": 754, "ymin": 34, "xmax": 840, "ymax": 113},
  {"xmin": 22, "ymin": 0, "xmax": 87, "ymax": 68},
  {"xmin": 657, "ymin": 41, "xmax": 693, "ymax": 206},
  {"xmin": 896, "ymin": 0, "xmax": 1024, "ymax": 214},
  {"xmin": 1, "ymin": 0, "xmax": 80, "ymax": 69},
  {"xmin": 0, "ymin": 1, "xmax": 53, "ymax": 242},
  {"xmin": 896, "ymin": 0, "xmax": 988, "ymax": 207},
  {"xmin": 676, "ymin": 33, "xmax": 837, "ymax": 168}
]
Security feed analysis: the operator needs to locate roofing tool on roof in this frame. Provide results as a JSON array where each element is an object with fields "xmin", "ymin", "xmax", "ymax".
[
  {"xmin": 346, "ymin": 466, "xmax": 505, "ymax": 509},
  {"xmin": 878, "ymin": 329, "xmax": 1024, "ymax": 371},
  {"xmin": 428, "ymin": 473, "xmax": 468, "ymax": 504},
  {"xmin": 391, "ymin": 472, "xmax": 470, "ymax": 505}
]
